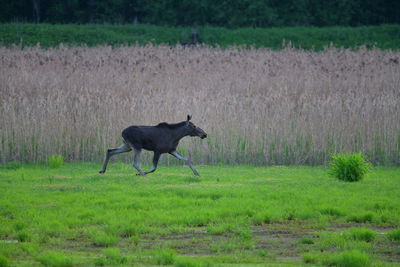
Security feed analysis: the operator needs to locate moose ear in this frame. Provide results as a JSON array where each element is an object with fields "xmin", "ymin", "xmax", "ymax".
[{"xmin": 187, "ymin": 115, "xmax": 192, "ymax": 121}]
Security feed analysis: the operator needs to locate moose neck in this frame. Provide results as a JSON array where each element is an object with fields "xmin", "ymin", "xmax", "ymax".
[{"xmin": 172, "ymin": 125, "xmax": 190, "ymax": 143}]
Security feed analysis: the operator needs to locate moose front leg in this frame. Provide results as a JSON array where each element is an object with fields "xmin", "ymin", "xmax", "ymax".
[
  {"xmin": 170, "ymin": 150, "xmax": 200, "ymax": 176},
  {"xmin": 144, "ymin": 152, "xmax": 161, "ymax": 175}
]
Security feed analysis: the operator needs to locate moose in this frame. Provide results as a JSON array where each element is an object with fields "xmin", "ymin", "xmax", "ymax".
[{"xmin": 99, "ymin": 115, "xmax": 207, "ymax": 176}]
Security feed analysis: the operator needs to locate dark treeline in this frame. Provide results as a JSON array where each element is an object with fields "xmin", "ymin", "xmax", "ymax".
[{"xmin": 1, "ymin": 0, "xmax": 399, "ymax": 27}]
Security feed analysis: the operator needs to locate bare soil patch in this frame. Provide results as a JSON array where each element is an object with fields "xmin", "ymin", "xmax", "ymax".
[{"xmin": 136, "ymin": 222, "xmax": 399, "ymax": 261}]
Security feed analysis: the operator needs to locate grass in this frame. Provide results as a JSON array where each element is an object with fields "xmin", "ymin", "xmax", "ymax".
[
  {"xmin": 0, "ymin": 255, "xmax": 9, "ymax": 267},
  {"xmin": 95, "ymin": 248, "xmax": 128, "ymax": 265},
  {"xmin": 88, "ymin": 231, "xmax": 119, "ymax": 247},
  {"xmin": 1, "ymin": 23, "xmax": 400, "ymax": 50},
  {"xmin": 329, "ymin": 250, "xmax": 371, "ymax": 267},
  {"xmin": 153, "ymin": 248, "xmax": 176, "ymax": 265},
  {"xmin": 0, "ymin": 163, "xmax": 399, "ymax": 266},
  {"xmin": 386, "ymin": 229, "xmax": 400, "ymax": 242},
  {"xmin": 344, "ymin": 228, "xmax": 376, "ymax": 243},
  {"xmin": 36, "ymin": 251, "xmax": 74, "ymax": 267}
]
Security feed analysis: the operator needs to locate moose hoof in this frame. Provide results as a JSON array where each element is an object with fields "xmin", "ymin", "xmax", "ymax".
[
  {"xmin": 99, "ymin": 170, "xmax": 105, "ymax": 174},
  {"xmin": 135, "ymin": 173, "xmax": 145, "ymax": 176}
]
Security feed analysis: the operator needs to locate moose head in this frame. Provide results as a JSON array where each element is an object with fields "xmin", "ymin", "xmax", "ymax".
[{"xmin": 186, "ymin": 115, "xmax": 207, "ymax": 139}]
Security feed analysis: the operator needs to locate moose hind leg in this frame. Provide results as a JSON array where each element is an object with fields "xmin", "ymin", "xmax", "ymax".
[
  {"xmin": 132, "ymin": 148, "xmax": 145, "ymax": 176},
  {"xmin": 170, "ymin": 151, "xmax": 200, "ymax": 176},
  {"xmin": 99, "ymin": 143, "xmax": 131, "ymax": 174}
]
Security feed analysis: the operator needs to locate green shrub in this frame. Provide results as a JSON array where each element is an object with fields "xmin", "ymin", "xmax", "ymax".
[
  {"xmin": 93, "ymin": 257, "xmax": 106, "ymax": 266},
  {"xmin": 302, "ymin": 252, "xmax": 319, "ymax": 264},
  {"xmin": 347, "ymin": 212, "xmax": 374, "ymax": 223},
  {"xmin": 104, "ymin": 248, "xmax": 127, "ymax": 264},
  {"xmin": 344, "ymin": 228, "xmax": 376, "ymax": 242},
  {"xmin": 252, "ymin": 213, "xmax": 272, "ymax": 225},
  {"xmin": 206, "ymin": 223, "xmax": 234, "ymax": 235},
  {"xmin": 153, "ymin": 248, "xmax": 176, "ymax": 265},
  {"xmin": 329, "ymin": 153, "xmax": 371, "ymax": 182},
  {"xmin": 320, "ymin": 207, "xmax": 345, "ymax": 217},
  {"xmin": 119, "ymin": 224, "xmax": 138, "ymax": 237},
  {"xmin": 16, "ymin": 231, "xmax": 31, "ymax": 242},
  {"xmin": 0, "ymin": 162, "xmax": 22, "ymax": 170},
  {"xmin": 299, "ymin": 237, "xmax": 315, "ymax": 244},
  {"xmin": 90, "ymin": 231, "xmax": 119, "ymax": 247},
  {"xmin": 1, "ymin": 23, "xmax": 400, "ymax": 51},
  {"xmin": 37, "ymin": 251, "xmax": 73, "ymax": 267},
  {"xmin": 0, "ymin": 255, "xmax": 9, "ymax": 267},
  {"xmin": 48, "ymin": 154, "xmax": 64, "ymax": 168},
  {"xmin": 20, "ymin": 243, "xmax": 40, "ymax": 256},
  {"xmin": 328, "ymin": 250, "xmax": 371, "ymax": 267},
  {"xmin": 174, "ymin": 256, "xmax": 210, "ymax": 267},
  {"xmin": 13, "ymin": 221, "xmax": 26, "ymax": 231},
  {"xmin": 386, "ymin": 228, "xmax": 400, "ymax": 242},
  {"xmin": 93, "ymin": 248, "xmax": 127, "ymax": 265}
]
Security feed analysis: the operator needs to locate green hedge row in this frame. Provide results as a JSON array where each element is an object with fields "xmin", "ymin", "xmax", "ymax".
[{"xmin": 1, "ymin": 23, "xmax": 400, "ymax": 50}]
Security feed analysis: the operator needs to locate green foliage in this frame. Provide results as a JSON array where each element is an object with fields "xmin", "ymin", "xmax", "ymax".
[
  {"xmin": 48, "ymin": 154, "xmax": 64, "ymax": 168},
  {"xmin": 347, "ymin": 212, "xmax": 375, "ymax": 223},
  {"xmin": 302, "ymin": 252, "xmax": 319, "ymax": 264},
  {"xmin": 207, "ymin": 223, "xmax": 234, "ymax": 235},
  {"xmin": 1, "ymin": 23, "xmax": 400, "ymax": 50},
  {"xmin": 344, "ymin": 228, "xmax": 376, "ymax": 242},
  {"xmin": 329, "ymin": 153, "xmax": 371, "ymax": 182},
  {"xmin": 327, "ymin": 250, "xmax": 371, "ymax": 267},
  {"xmin": 89, "ymin": 231, "xmax": 119, "ymax": 247},
  {"xmin": 94, "ymin": 248, "xmax": 127, "ymax": 266},
  {"xmin": 118, "ymin": 224, "xmax": 138, "ymax": 238},
  {"xmin": 0, "ymin": 255, "xmax": 9, "ymax": 267},
  {"xmin": 252, "ymin": 212, "xmax": 272, "ymax": 225},
  {"xmin": 13, "ymin": 221, "xmax": 25, "ymax": 231},
  {"xmin": 0, "ymin": 162, "xmax": 22, "ymax": 170},
  {"xmin": 36, "ymin": 251, "xmax": 74, "ymax": 267},
  {"xmin": 93, "ymin": 257, "xmax": 106, "ymax": 266},
  {"xmin": 153, "ymin": 248, "xmax": 176, "ymax": 265},
  {"xmin": 299, "ymin": 237, "xmax": 315, "ymax": 244},
  {"xmin": 175, "ymin": 256, "xmax": 212, "ymax": 267},
  {"xmin": 16, "ymin": 231, "xmax": 31, "ymax": 242},
  {"xmin": 386, "ymin": 229, "xmax": 400, "ymax": 242},
  {"xmin": 303, "ymin": 250, "xmax": 371, "ymax": 266},
  {"xmin": 320, "ymin": 207, "xmax": 344, "ymax": 217}
]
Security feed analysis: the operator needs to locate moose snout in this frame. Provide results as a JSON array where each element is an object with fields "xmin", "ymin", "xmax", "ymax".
[
  {"xmin": 195, "ymin": 126, "xmax": 207, "ymax": 139},
  {"xmin": 201, "ymin": 133, "xmax": 207, "ymax": 139}
]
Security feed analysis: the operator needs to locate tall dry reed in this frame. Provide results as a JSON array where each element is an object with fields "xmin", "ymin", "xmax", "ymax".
[{"xmin": 0, "ymin": 45, "xmax": 399, "ymax": 165}]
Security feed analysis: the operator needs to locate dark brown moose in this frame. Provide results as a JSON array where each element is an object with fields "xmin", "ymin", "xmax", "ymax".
[{"xmin": 99, "ymin": 115, "xmax": 207, "ymax": 176}]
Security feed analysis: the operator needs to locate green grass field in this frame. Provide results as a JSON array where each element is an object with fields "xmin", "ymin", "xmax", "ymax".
[
  {"xmin": 1, "ymin": 23, "xmax": 400, "ymax": 50},
  {"xmin": 0, "ymin": 162, "xmax": 399, "ymax": 266}
]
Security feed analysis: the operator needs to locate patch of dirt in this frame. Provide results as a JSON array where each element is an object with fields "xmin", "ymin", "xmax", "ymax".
[
  {"xmin": 252, "ymin": 223, "xmax": 317, "ymax": 257},
  {"xmin": 136, "ymin": 222, "xmax": 399, "ymax": 262},
  {"xmin": 45, "ymin": 222, "xmax": 399, "ymax": 263}
]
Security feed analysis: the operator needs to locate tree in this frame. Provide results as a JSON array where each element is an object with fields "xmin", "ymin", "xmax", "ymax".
[{"xmin": 31, "ymin": 0, "xmax": 40, "ymax": 22}]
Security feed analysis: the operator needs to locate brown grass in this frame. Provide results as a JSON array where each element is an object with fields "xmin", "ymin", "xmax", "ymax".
[{"xmin": 0, "ymin": 45, "xmax": 399, "ymax": 165}]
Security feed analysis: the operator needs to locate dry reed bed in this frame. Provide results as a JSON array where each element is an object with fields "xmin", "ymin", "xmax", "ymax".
[{"xmin": 0, "ymin": 45, "xmax": 399, "ymax": 165}]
